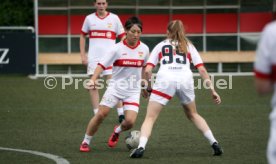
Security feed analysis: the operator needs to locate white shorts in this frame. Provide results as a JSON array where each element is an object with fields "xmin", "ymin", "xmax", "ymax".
[
  {"xmin": 87, "ymin": 61, "xmax": 112, "ymax": 76},
  {"xmin": 149, "ymin": 79, "xmax": 195, "ymax": 106},
  {"xmin": 100, "ymin": 87, "xmax": 141, "ymax": 113}
]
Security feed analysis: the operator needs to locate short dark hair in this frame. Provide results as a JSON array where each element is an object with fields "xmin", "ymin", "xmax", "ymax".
[{"xmin": 124, "ymin": 16, "xmax": 143, "ymax": 32}]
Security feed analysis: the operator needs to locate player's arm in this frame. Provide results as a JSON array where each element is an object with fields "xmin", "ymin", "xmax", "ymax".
[
  {"xmin": 197, "ymin": 65, "xmax": 221, "ymax": 104},
  {"xmin": 80, "ymin": 33, "xmax": 88, "ymax": 65},
  {"xmin": 255, "ymin": 78, "xmax": 272, "ymax": 95},
  {"xmin": 91, "ymin": 65, "xmax": 104, "ymax": 81},
  {"xmin": 254, "ymin": 23, "xmax": 273, "ymax": 95},
  {"xmin": 89, "ymin": 45, "xmax": 119, "ymax": 86},
  {"xmin": 86, "ymin": 65, "xmax": 104, "ymax": 89},
  {"xmin": 254, "ymin": 56, "xmax": 273, "ymax": 95},
  {"xmin": 115, "ymin": 15, "xmax": 126, "ymax": 42},
  {"xmin": 141, "ymin": 66, "xmax": 152, "ymax": 98},
  {"xmin": 188, "ymin": 43, "xmax": 221, "ymax": 104},
  {"xmin": 144, "ymin": 64, "xmax": 153, "ymax": 89}
]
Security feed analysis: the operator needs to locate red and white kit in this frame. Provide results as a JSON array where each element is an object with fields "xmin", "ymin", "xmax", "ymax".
[
  {"xmin": 147, "ymin": 39, "xmax": 203, "ymax": 105},
  {"xmin": 81, "ymin": 12, "xmax": 125, "ymax": 75},
  {"xmin": 98, "ymin": 40, "xmax": 149, "ymax": 112},
  {"xmin": 254, "ymin": 21, "xmax": 276, "ymax": 164}
]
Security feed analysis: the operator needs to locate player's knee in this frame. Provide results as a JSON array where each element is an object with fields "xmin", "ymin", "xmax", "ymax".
[
  {"xmin": 185, "ymin": 111, "xmax": 196, "ymax": 120},
  {"xmin": 96, "ymin": 110, "xmax": 108, "ymax": 120},
  {"xmin": 123, "ymin": 118, "xmax": 135, "ymax": 129}
]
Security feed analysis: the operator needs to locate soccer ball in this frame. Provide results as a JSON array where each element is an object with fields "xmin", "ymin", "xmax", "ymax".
[{"xmin": 125, "ymin": 130, "xmax": 140, "ymax": 150}]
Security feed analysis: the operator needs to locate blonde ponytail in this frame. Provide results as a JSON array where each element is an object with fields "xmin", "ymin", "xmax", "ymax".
[{"xmin": 167, "ymin": 20, "xmax": 189, "ymax": 54}]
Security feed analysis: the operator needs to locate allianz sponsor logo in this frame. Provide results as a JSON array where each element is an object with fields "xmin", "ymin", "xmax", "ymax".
[
  {"xmin": 123, "ymin": 60, "xmax": 142, "ymax": 66},
  {"xmin": 91, "ymin": 31, "xmax": 112, "ymax": 38}
]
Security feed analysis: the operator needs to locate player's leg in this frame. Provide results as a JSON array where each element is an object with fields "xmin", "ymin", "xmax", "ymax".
[
  {"xmin": 130, "ymin": 81, "xmax": 174, "ymax": 158},
  {"xmin": 80, "ymin": 105, "xmax": 111, "ymax": 152},
  {"xmin": 87, "ymin": 63, "xmax": 100, "ymax": 115},
  {"xmin": 182, "ymin": 101, "xmax": 223, "ymax": 155},
  {"xmin": 105, "ymin": 73, "xmax": 124, "ymax": 123},
  {"xmin": 108, "ymin": 109, "xmax": 138, "ymax": 148},
  {"xmin": 80, "ymin": 88, "xmax": 119, "ymax": 152},
  {"xmin": 108, "ymin": 93, "xmax": 140, "ymax": 147},
  {"xmin": 140, "ymin": 101, "xmax": 163, "ymax": 147},
  {"xmin": 130, "ymin": 102, "xmax": 164, "ymax": 158},
  {"xmin": 116, "ymin": 101, "xmax": 124, "ymax": 123},
  {"xmin": 177, "ymin": 80, "xmax": 223, "ymax": 156},
  {"xmin": 89, "ymin": 88, "xmax": 100, "ymax": 114}
]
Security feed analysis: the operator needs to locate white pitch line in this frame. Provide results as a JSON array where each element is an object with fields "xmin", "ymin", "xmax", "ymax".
[{"xmin": 0, "ymin": 147, "xmax": 70, "ymax": 164}]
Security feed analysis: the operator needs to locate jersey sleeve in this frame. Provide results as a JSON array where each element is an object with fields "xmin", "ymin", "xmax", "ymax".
[
  {"xmin": 146, "ymin": 43, "xmax": 161, "ymax": 67},
  {"xmin": 254, "ymin": 24, "xmax": 273, "ymax": 79},
  {"xmin": 143, "ymin": 45, "xmax": 150, "ymax": 67},
  {"xmin": 81, "ymin": 16, "xmax": 90, "ymax": 35},
  {"xmin": 98, "ymin": 45, "xmax": 120, "ymax": 69},
  {"xmin": 188, "ymin": 43, "xmax": 203, "ymax": 68},
  {"xmin": 115, "ymin": 15, "xmax": 125, "ymax": 39}
]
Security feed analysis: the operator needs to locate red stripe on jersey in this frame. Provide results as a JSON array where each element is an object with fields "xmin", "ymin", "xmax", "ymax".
[
  {"xmin": 123, "ymin": 39, "xmax": 141, "ymax": 49},
  {"xmin": 255, "ymin": 66, "xmax": 276, "ymax": 81},
  {"xmin": 81, "ymin": 30, "xmax": 88, "ymax": 35},
  {"xmin": 118, "ymin": 33, "xmax": 126, "ymax": 39},
  {"xmin": 272, "ymin": 66, "xmax": 276, "ymax": 81},
  {"xmin": 113, "ymin": 59, "xmax": 144, "ymax": 67},
  {"xmin": 89, "ymin": 30, "xmax": 116, "ymax": 40},
  {"xmin": 187, "ymin": 52, "xmax": 192, "ymax": 62},
  {"xmin": 158, "ymin": 52, "xmax": 162, "ymax": 60},
  {"xmin": 146, "ymin": 63, "xmax": 156, "ymax": 68},
  {"xmin": 152, "ymin": 90, "xmax": 172, "ymax": 100},
  {"xmin": 123, "ymin": 102, "xmax": 140, "ymax": 107},
  {"xmin": 97, "ymin": 63, "xmax": 106, "ymax": 70},
  {"xmin": 105, "ymin": 66, "xmax": 112, "ymax": 70},
  {"xmin": 254, "ymin": 69, "xmax": 271, "ymax": 79},
  {"xmin": 195, "ymin": 63, "xmax": 204, "ymax": 68}
]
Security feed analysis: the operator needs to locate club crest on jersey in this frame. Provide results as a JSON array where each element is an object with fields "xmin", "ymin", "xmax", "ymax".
[
  {"xmin": 138, "ymin": 52, "xmax": 144, "ymax": 57},
  {"xmin": 107, "ymin": 23, "xmax": 113, "ymax": 28}
]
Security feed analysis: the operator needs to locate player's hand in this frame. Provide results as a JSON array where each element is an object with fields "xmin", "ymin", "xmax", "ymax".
[
  {"xmin": 212, "ymin": 91, "xmax": 221, "ymax": 104},
  {"xmin": 86, "ymin": 79, "xmax": 96, "ymax": 90},
  {"xmin": 142, "ymin": 87, "xmax": 152, "ymax": 99},
  {"xmin": 81, "ymin": 55, "xmax": 88, "ymax": 66},
  {"xmin": 141, "ymin": 89, "xmax": 149, "ymax": 98}
]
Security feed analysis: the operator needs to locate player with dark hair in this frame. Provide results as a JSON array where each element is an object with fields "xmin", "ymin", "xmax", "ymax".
[{"xmin": 80, "ymin": 16, "xmax": 150, "ymax": 152}]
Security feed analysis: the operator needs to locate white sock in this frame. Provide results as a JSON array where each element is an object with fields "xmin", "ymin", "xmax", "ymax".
[
  {"xmin": 138, "ymin": 136, "xmax": 148, "ymax": 149},
  {"xmin": 83, "ymin": 134, "xmax": 92, "ymax": 145},
  {"xmin": 203, "ymin": 130, "xmax": 217, "ymax": 145},
  {"xmin": 93, "ymin": 108, "xmax": 98, "ymax": 115},
  {"xmin": 117, "ymin": 107, "xmax": 124, "ymax": 116},
  {"xmin": 114, "ymin": 125, "xmax": 122, "ymax": 133}
]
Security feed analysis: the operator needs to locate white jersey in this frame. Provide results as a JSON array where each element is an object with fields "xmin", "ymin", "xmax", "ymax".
[
  {"xmin": 98, "ymin": 40, "xmax": 149, "ymax": 95},
  {"xmin": 254, "ymin": 21, "xmax": 276, "ymax": 164},
  {"xmin": 81, "ymin": 12, "xmax": 125, "ymax": 64},
  {"xmin": 255, "ymin": 21, "xmax": 276, "ymax": 120},
  {"xmin": 147, "ymin": 39, "xmax": 203, "ymax": 80}
]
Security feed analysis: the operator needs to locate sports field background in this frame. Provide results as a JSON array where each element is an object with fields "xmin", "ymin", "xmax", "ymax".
[{"xmin": 0, "ymin": 75, "xmax": 271, "ymax": 164}]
